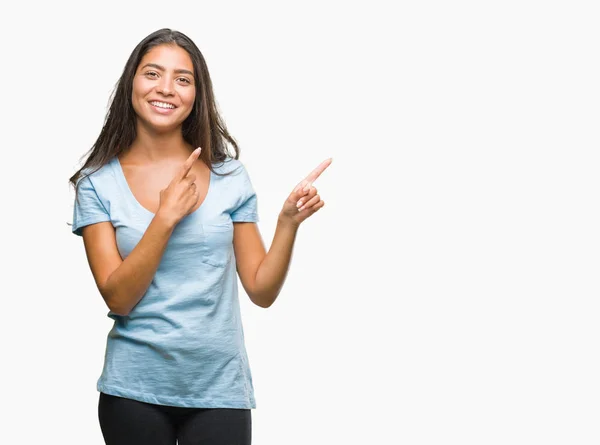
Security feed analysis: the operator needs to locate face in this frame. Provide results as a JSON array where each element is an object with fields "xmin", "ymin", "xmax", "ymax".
[{"xmin": 131, "ymin": 44, "xmax": 196, "ymax": 133}]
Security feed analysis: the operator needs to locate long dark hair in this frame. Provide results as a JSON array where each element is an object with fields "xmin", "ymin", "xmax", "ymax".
[{"xmin": 69, "ymin": 28, "xmax": 239, "ymax": 188}]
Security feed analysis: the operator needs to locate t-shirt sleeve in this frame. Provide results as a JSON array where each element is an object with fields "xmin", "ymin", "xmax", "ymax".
[
  {"xmin": 230, "ymin": 164, "xmax": 259, "ymax": 223},
  {"xmin": 72, "ymin": 175, "xmax": 111, "ymax": 236}
]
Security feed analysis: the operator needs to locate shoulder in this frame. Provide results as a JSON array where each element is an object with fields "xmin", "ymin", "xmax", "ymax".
[
  {"xmin": 211, "ymin": 157, "xmax": 248, "ymax": 176},
  {"xmin": 75, "ymin": 159, "xmax": 117, "ymax": 190},
  {"xmin": 211, "ymin": 157, "xmax": 253, "ymax": 184},
  {"xmin": 74, "ymin": 159, "xmax": 120, "ymax": 205}
]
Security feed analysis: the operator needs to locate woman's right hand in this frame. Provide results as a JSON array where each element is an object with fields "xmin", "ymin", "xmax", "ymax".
[{"xmin": 156, "ymin": 147, "xmax": 202, "ymax": 227}]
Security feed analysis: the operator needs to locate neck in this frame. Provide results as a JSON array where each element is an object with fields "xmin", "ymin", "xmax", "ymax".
[{"xmin": 127, "ymin": 122, "xmax": 193, "ymax": 162}]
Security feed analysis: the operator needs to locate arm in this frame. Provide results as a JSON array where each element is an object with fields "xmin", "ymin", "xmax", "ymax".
[
  {"xmin": 80, "ymin": 147, "xmax": 202, "ymax": 315},
  {"xmin": 82, "ymin": 215, "xmax": 175, "ymax": 316},
  {"xmin": 233, "ymin": 217, "xmax": 298, "ymax": 308},
  {"xmin": 234, "ymin": 158, "xmax": 331, "ymax": 308}
]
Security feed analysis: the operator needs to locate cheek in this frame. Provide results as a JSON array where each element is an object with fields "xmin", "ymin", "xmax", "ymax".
[
  {"xmin": 181, "ymin": 87, "xmax": 196, "ymax": 107},
  {"xmin": 131, "ymin": 84, "xmax": 143, "ymax": 105},
  {"xmin": 131, "ymin": 91, "xmax": 145, "ymax": 116},
  {"xmin": 131, "ymin": 81, "xmax": 153, "ymax": 113},
  {"xmin": 132, "ymin": 80, "xmax": 149, "ymax": 99},
  {"xmin": 135, "ymin": 72, "xmax": 157, "ymax": 90}
]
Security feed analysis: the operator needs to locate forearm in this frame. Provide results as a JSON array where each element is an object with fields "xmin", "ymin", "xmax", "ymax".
[
  {"xmin": 252, "ymin": 215, "xmax": 300, "ymax": 308},
  {"xmin": 103, "ymin": 214, "xmax": 175, "ymax": 315}
]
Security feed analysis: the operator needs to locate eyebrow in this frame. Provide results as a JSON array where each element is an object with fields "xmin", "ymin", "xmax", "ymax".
[{"xmin": 140, "ymin": 63, "xmax": 194, "ymax": 76}]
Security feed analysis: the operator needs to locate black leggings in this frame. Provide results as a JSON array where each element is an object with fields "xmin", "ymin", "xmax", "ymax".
[{"xmin": 98, "ymin": 392, "xmax": 251, "ymax": 445}]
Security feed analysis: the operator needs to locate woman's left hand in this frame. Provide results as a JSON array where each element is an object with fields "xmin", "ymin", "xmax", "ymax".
[{"xmin": 279, "ymin": 158, "xmax": 332, "ymax": 227}]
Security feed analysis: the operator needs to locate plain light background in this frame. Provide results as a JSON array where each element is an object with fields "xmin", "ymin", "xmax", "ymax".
[{"xmin": 1, "ymin": 1, "xmax": 599, "ymax": 444}]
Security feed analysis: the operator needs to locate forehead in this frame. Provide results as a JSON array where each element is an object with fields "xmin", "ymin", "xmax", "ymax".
[{"xmin": 138, "ymin": 44, "xmax": 194, "ymax": 72}]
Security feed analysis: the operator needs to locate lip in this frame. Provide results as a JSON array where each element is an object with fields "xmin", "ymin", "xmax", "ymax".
[
  {"xmin": 149, "ymin": 99, "xmax": 177, "ymax": 107},
  {"xmin": 148, "ymin": 100, "xmax": 178, "ymax": 114}
]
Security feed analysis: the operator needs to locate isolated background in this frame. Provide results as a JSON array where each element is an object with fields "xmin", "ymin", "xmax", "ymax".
[{"xmin": 1, "ymin": 1, "xmax": 598, "ymax": 444}]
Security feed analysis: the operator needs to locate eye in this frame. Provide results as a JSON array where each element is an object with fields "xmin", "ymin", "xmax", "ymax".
[
  {"xmin": 178, "ymin": 77, "xmax": 191, "ymax": 84},
  {"xmin": 145, "ymin": 71, "xmax": 158, "ymax": 78}
]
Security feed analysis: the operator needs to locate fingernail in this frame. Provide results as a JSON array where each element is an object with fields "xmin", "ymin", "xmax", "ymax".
[{"xmin": 296, "ymin": 200, "xmax": 303, "ymax": 208}]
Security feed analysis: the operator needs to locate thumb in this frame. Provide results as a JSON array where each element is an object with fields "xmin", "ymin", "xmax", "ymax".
[{"xmin": 294, "ymin": 187, "xmax": 306, "ymax": 200}]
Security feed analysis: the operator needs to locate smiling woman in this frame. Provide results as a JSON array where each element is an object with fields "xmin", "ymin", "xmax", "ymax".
[
  {"xmin": 68, "ymin": 27, "xmax": 330, "ymax": 445},
  {"xmin": 132, "ymin": 47, "xmax": 196, "ymax": 129}
]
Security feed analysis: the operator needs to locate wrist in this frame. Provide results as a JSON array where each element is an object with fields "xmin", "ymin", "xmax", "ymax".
[
  {"xmin": 153, "ymin": 211, "xmax": 178, "ymax": 231},
  {"xmin": 277, "ymin": 212, "xmax": 300, "ymax": 231}
]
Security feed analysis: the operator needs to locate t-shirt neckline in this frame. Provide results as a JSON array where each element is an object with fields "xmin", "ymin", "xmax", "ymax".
[{"xmin": 110, "ymin": 156, "xmax": 213, "ymax": 219}]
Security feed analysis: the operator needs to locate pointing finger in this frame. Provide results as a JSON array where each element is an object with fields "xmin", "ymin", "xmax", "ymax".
[
  {"xmin": 181, "ymin": 147, "xmax": 202, "ymax": 178},
  {"xmin": 302, "ymin": 158, "xmax": 332, "ymax": 191},
  {"xmin": 179, "ymin": 147, "xmax": 202, "ymax": 180}
]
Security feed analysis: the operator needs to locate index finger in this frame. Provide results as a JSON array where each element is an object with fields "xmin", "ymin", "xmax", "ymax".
[
  {"xmin": 299, "ymin": 158, "xmax": 332, "ymax": 190},
  {"xmin": 179, "ymin": 147, "xmax": 202, "ymax": 180}
]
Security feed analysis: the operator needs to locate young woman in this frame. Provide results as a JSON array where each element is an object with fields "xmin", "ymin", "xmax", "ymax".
[{"xmin": 69, "ymin": 28, "xmax": 331, "ymax": 445}]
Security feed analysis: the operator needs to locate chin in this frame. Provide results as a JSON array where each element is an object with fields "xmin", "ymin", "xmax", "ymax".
[{"xmin": 140, "ymin": 118, "xmax": 182, "ymax": 134}]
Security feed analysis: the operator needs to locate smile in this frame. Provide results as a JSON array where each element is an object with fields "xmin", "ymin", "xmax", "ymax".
[{"xmin": 149, "ymin": 101, "xmax": 176, "ymax": 109}]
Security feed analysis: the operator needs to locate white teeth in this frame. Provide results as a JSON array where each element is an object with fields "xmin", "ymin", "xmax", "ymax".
[{"xmin": 150, "ymin": 101, "xmax": 175, "ymax": 109}]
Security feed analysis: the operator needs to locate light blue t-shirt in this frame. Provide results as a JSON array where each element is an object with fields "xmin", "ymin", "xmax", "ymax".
[{"xmin": 72, "ymin": 156, "xmax": 259, "ymax": 409}]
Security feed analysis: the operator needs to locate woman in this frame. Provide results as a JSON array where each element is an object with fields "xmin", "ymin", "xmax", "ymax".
[{"xmin": 69, "ymin": 28, "xmax": 331, "ymax": 445}]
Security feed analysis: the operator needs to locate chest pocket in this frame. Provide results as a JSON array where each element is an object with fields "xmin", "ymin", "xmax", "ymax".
[{"xmin": 200, "ymin": 220, "xmax": 234, "ymax": 268}]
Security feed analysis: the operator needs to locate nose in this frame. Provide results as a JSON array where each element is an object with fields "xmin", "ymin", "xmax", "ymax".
[{"xmin": 157, "ymin": 76, "xmax": 175, "ymax": 96}]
